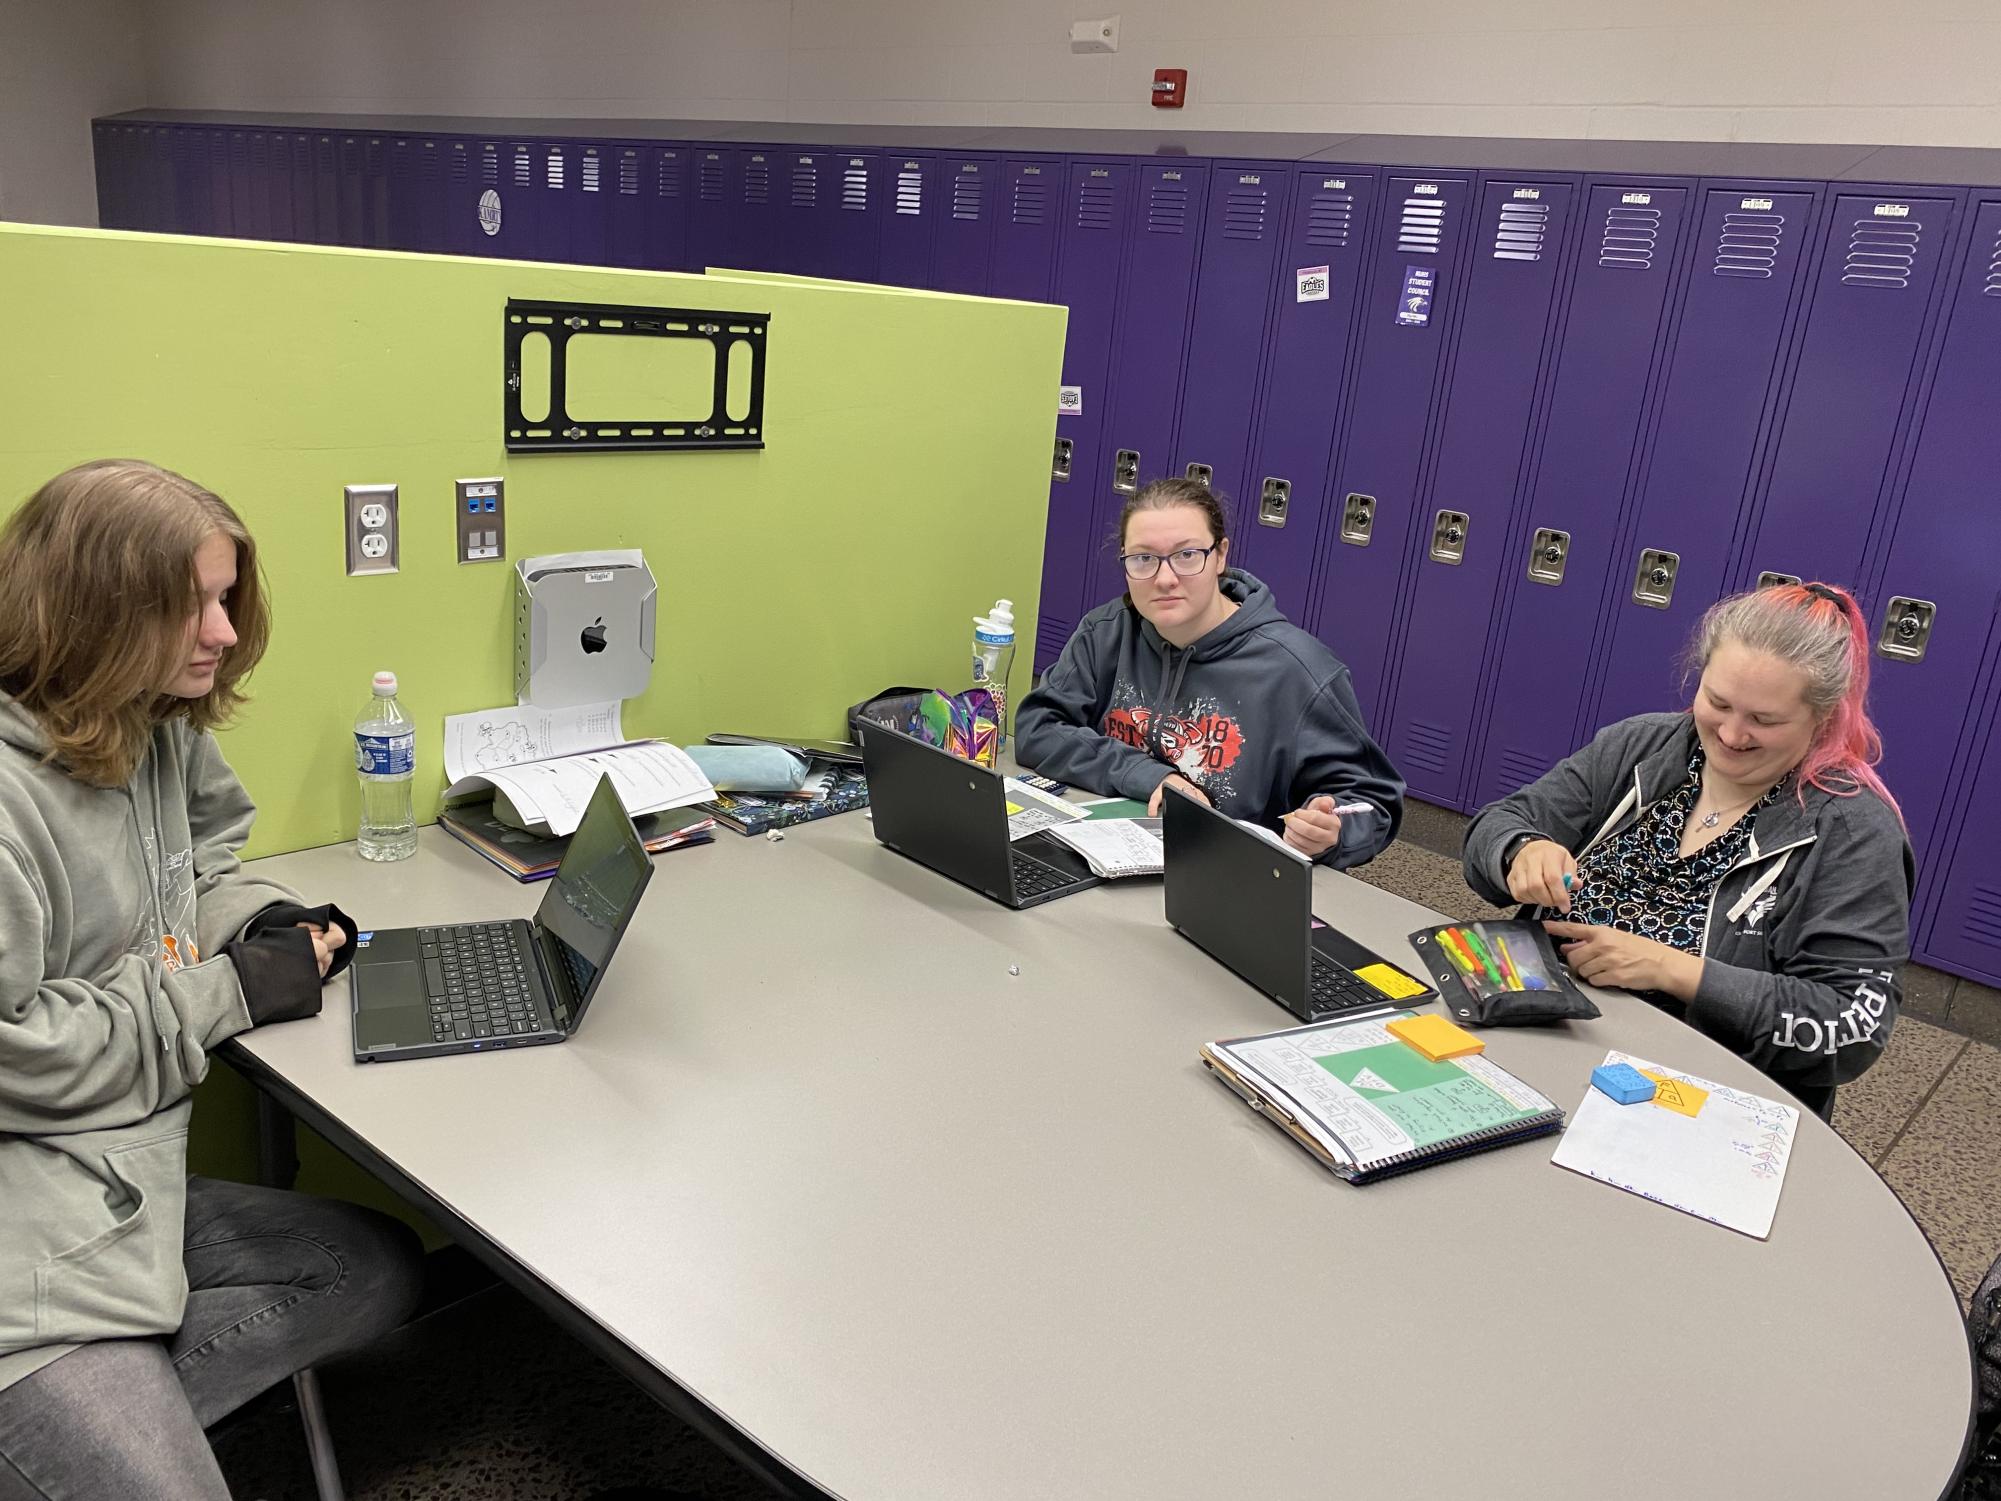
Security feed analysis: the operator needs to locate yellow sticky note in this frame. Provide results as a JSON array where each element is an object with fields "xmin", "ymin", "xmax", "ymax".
[
  {"xmin": 1003, "ymin": 802, "xmax": 1023, "ymax": 815},
  {"xmin": 1640, "ymin": 1071, "xmax": 1708, "ymax": 1117},
  {"xmin": 1387, "ymin": 1013, "xmax": 1485, "ymax": 1061},
  {"xmin": 1356, "ymin": 963, "xmax": 1428, "ymax": 1001}
]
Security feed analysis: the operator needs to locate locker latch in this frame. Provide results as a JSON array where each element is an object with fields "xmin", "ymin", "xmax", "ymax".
[
  {"xmin": 1113, "ymin": 449, "xmax": 1140, "ymax": 495},
  {"xmin": 1341, "ymin": 493, "xmax": 1376, "ymax": 546},
  {"xmin": 1430, "ymin": 511, "xmax": 1470, "ymax": 566},
  {"xmin": 1757, "ymin": 570, "xmax": 1802, "ymax": 589},
  {"xmin": 1525, "ymin": 526, "xmax": 1568, "ymax": 585},
  {"xmin": 1631, "ymin": 548, "xmax": 1679, "ymax": 609},
  {"xmin": 1052, "ymin": 437, "xmax": 1073, "ymax": 482},
  {"xmin": 1876, "ymin": 596, "xmax": 1936, "ymax": 663},
  {"xmin": 1184, "ymin": 462, "xmax": 1213, "ymax": 486},
  {"xmin": 1258, "ymin": 477, "xmax": 1291, "ymax": 529}
]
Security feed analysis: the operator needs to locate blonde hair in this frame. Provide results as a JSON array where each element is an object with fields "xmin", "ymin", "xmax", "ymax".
[{"xmin": 0, "ymin": 460, "xmax": 269, "ymax": 786}]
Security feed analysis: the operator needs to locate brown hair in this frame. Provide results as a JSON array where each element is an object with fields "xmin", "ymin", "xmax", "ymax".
[
  {"xmin": 0, "ymin": 460, "xmax": 269, "ymax": 786},
  {"xmin": 1116, "ymin": 476, "xmax": 1232, "ymax": 552}
]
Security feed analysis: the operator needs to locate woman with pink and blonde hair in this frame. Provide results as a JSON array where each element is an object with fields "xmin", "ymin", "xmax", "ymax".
[{"xmin": 1464, "ymin": 581, "xmax": 1912, "ymax": 1118}]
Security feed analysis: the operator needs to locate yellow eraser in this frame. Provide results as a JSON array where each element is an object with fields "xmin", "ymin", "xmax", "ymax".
[
  {"xmin": 1387, "ymin": 1013, "xmax": 1485, "ymax": 1061},
  {"xmin": 1639, "ymin": 1071, "xmax": 1708, "ymax": 1117},
  {"xmin": 1356, "ymin": 962, "xmax": 1428, "ymax": 1001}
]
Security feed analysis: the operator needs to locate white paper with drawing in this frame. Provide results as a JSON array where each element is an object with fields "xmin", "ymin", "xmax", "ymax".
[
  {"xmin": 474, "ymin": 742, "xmax": 712, "ymax": 836},
  {"xmin": 1550, "ymin": 1050, "xmax": 1798, "ymax": 1240},
  {"xmin": 443, "ymin": 701, "xmax": 627, "ymax": 789}
]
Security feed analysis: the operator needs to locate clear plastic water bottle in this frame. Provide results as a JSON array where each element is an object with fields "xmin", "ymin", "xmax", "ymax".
[
  {"xmin": 354, "ymin": 670, "xmax": 417, "ymax": 862},
  {"xmin": 971, "ymin": 598, "xmax": 1018, "ymax": 749}
]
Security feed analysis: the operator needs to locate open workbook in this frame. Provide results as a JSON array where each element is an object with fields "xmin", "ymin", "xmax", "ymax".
[
  {"xmin": 1201, "ymin": 1012, "xmax": 1565, "ymax": 1183},
  {"xmin": 442, "ymin": 701, "xmax": 714, "ymax": 836}
]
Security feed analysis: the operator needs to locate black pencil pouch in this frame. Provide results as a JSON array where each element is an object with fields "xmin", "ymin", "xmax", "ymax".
[{"xmin": 1405, "ymin": 919, "xmax": 1600, "ymax": 1026}]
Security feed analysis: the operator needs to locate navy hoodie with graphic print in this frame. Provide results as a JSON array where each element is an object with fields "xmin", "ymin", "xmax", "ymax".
[{"xmin": 1015, "ymin": 570, "xmax": 1404, "ymax": 868}]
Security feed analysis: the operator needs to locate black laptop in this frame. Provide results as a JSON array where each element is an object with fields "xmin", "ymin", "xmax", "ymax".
[
  {"xmin": 350, "ymin": 775, "xmax": 653, "ymax": 1062},
  {"xmin": 1162, "ymin": 787, "xmax": 1432, "ymax": 1022},
  {"xmin": 858, "ymin": 721, "xmax": 1101, "ymax": 909}
]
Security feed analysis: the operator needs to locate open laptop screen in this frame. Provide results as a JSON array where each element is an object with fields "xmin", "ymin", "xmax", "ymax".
[{"xmin": 535, "ymin": 776, "xmax": 652, "ymax": 1026}]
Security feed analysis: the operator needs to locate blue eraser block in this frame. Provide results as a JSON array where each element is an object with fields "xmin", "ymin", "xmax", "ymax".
[{"xmin": 1591, "ymin": 1062, "xmax": 1657, "ymax": 1105}]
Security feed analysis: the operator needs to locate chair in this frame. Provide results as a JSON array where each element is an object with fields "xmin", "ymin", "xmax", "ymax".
[{"xmin": 1962, "ymin": 1251, "xmax": 2001, "ymax": 1499}]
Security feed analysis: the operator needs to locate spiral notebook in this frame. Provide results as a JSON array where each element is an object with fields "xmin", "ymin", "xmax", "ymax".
[{"xmin": 1200, "ymin": 1012, "xmax": 1564, "ymax": 1183}]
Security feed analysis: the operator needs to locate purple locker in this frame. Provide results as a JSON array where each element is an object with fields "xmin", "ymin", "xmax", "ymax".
[
  {"xmin": 1231, "ymin": 167, "xmax": 1379, "ymax": 617},
  {"xmin": 1034, "ymin": 158, "xmax": 1138, "ymax": 666},
  {"xmin": 827, "ymin": 153, "xmax": 885, "ymax": 281},
  {"xmin": 335, "ymin": 134, "xmax": 367, "ymax": 245},
  {"xmin": 284, "ymin": 133, "xmax": 316, "ymax": 243},
  {"xmin": 90, "ymin": 124, "xmax": 124, "ymax": 228},
  {"xmin": 571, "ymin": 143, "xmax": 612, "ymax": 263},
  {"xmin": 442, "ymin": 139, "xmax": 479, "ymax": 254},
  {"xmin": 932, "ymin": 156, "xmax": 998, "ymax": 295},
  {"xmin": 687, "ymin": 148, "xmax": 733, "ymax": 271},
  {"xmin": 777, "ymin": 151, "xmax": 824, "ymax": 273},
  {"xmin": 387, "ymin": 138, "xmax": 422, "ymax": 249},
  {"xmin": 201, "ymin": 127, "xmax": 233, "ymax": 235},
  {"xmin": 990, "ymin": 158, "xmax": 1062, "ymax": 303},
  {"xmin": 1863, "ymin": 198, "xmax": 2001, "ymax": 870},
  {"xmin": 309, "ymin": 133, "xmax": 339, "ymax": 246},
  {"xmin": 1919, "ymin": 653, "xmax": 2001, "ymax": 987},
  {"xmin": 503, "ymin": 141, "xmax": 548, "ymax": 260},
  {"xmin": 258, "ymin": 131, "xmax": 294, "ymax": 240},
  {"xmin": 775, "ymin": 150, "xmax": 882, "ymax": 280},
  {"xmin": 413, "ymin": 139, "xmax": 447, "ymax": 253},
  {"xmin": 133, "ymin": 124, "xmax": 170, "ymax": 231},
  {"xmin": 535, "ymin": 142, "xmax": 576, "ymax": 262},
  {"xmin": 1590, "ymin": 184, "xmax": 1822, "ymax": 730},
  {"xmin": 1736, "ymin": 189, "xmax": 1962, "ymax": 592},
  {"xmin": 1386, "ymin": 176, "xmax": 1578, "ymax": 809},
  {"xmin": 228, "ymin": 130, "xmax": 258, "ymax": 237},
  {"xmin": 732, "ymin": 148, "xmax": 782, "ymax": 271},
  {"xmin": 363, "ymin": 135, "xmax": 391, "ymax": 247},
  {"xmin": 1080, "ymin": 161, "xmax": 1214, "ymax": 609},
  {"xmin": 1304, "ymin": 171, "xmax": 1476, "ymax": 722},
  {"xmin": 1170, "ymin": 163, "xmax": 1291, "ymax": 533},
  {"xmin": 879, "ymin": 155, "xmax": 938, "ymax": 289},
  {"xmin": 1470, "ymin": 182, "xmax": 1694, "ymax": 808},
  {"xmin": 606, "ymin": 146, "xmax": 649, "ymax": 267},
  {"xmin": 650, "ymin": 147, "xmax": 691, "ymax": 270},
  {"xmin": 167, "ymin": 126, "xmax": 204, "ymax": 234}
]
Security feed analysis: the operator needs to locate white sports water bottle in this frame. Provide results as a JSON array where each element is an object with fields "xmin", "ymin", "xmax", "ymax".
[
  {"xmin": 971, "ymin": 598, "xmax": 1018, "ymax": 748},
  {"xmin": 354, "ymin": 670, "xmax": 417, "ymax": 861}
]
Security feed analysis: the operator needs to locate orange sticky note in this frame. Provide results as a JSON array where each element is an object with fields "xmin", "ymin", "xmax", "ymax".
[
  {"xmin": 1639, "ymin": 1070, "xmax": 1708, "ymax": 1117},
  {"xmin": 1387, "ymin": 1013, "xmax": 1485, "ymax": 1062}
]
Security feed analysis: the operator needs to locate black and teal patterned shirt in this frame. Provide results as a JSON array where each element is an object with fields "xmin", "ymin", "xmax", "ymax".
[{"xmin": 1564, "ymin": 753, "xmax": 1787, "ymax": 956}]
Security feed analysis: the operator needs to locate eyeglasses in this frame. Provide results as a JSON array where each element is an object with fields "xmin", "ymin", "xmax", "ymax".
[{"xmin": 1119, "ymin": 545, "xmax": 1220, "ymax": 581}]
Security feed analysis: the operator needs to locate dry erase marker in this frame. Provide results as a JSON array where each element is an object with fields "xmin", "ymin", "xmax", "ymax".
[{"xmin": 1279, "ymin": 800, "xmax": 1374, "ymax": 821}]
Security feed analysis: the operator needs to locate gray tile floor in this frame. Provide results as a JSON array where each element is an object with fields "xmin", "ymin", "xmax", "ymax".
[{"xmin": 215, "ymin": 831, "xmax": 2001, "ymax": 1499}]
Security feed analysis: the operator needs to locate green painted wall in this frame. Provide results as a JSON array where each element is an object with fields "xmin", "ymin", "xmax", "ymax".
[{"xmin": 0, "ymin": 226, "xmax": 1064, "ymax": 1211}]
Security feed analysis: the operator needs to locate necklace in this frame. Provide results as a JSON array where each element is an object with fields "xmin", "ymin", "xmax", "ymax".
[{"xmin": 1694, "ymin": 788, "xmax": 1763, "ymax": 830}]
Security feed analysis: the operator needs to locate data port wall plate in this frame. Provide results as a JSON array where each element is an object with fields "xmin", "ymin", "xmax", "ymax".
[
  {"xmin": 456, "ymin": 477, "xmax": 505, "ymax": 563},
  {"xmin": 344, "ymin": 483, "xmax": 399, "ymax": 576},
  {"xmin": 503, "ymin": 298, "xmax": 767, "ymax": 454}
]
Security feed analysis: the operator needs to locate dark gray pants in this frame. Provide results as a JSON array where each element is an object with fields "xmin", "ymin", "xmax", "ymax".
[{"xmin": 0, "ymin": 1176, "xmax": 423, "ymax": 1500}]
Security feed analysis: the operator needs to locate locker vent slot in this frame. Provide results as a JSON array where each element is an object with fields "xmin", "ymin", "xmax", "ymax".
[
  {"xmin": 1841, "ymin": 218, "xmax": 1921, "ymax": 289},
  {"xmin": 1147, "ymin": 181, "xmax": 1189, "ymax": 235},
  {"xmin": 1984, "ymin": 227, "xmax": 2001, "ymax": 296},
  {"xmin": 895, "ymin": 168, "xmax": 923, "ymax": 216},
  {"xmin": 1305, "ymin": 191, "xmax": 1354, "ymax": 248},
  {"xmin": 1397, "ymin": 196, "xmax": 1444, "ymax": 254},
  {"xmin": 618, "ymin": 152, "xmax": 640, "ymax": 196},
  {"xmin": 743, "ymin": 158, "xmax": 770, "ymax": 206},
  {"xmin": 952, "ymin": 173, "xmax": 984, "ymax": 222},
  {"xmin": 477, "ymin": 147, "xmax": 496, "ymax": 186},
  {"xmin": 1714, "ymin": 211, "xmax": 1784, "ymax": 278},
  {"xmin": 658, "ymin": 155, "xmax": 685, "ymax": 199},
  {"xmin": 1493, "ymin": 200, "xmax": 1548, "ymax": 262},
  {"xmin": 697, "ymin": 157, "xmax": 725, "ymax": 202},
  {"xmin": 580, "ymin": 152, "xmax": 601, "ymax": 193},
  {"xmin": 320, "ymin": 138, "xmax": 337, "ymax": 176},
  {"xmin": 251, "ymin": 135, "xmax": 268, "ymax": 172},
  {"xmin": 841, "ymin": 163, "xmax": 869, "ymax": 212},
  {"xmin": 1012, "ymin": 176, "xmax": 1047, "ymax": 226},
  {"xmin": 1076, "ymin": 182, "xmax": 1116, "ymax": 230},
  {"xmin": 1401, "ymin": 721, "xmax": 1452, "ymax": 777},
  {"xmin": 214, "ymin": 132, "xmax": 231, "ymax": 170},
  {"xmin": 1221, "ymin": 184, "xmax": 1268, "ymax": 242},
  {"xmin": 341, "ymin": 138, "xmax": 361, "ymax": 177},
  {"xmin": 512, "ymin": 146, "xmax": 532, "ymax": 189},
  {"xmin": 1962, "ymin": 884, "xmax": 2001, "ymax": 951},
  {"xmin": 420, "ymin": 142, "xmax": 440, "ymax": 183},
  {"xmin": 1496, "ymin": 747, "xmax": 1553, "ymax": 793},
  {"xmin": 365, "ymin": 139, "xmax": 384, "ymax": 179},
  {"xmin": 790, "ymin": 159, "xmax": 818, "ymax": 208},
  {"xmin": 545, "ymin": 148, "xmax": 565, "ymax": 191},
  {"xmin": 1599, "ymin": 204, "xmax": 1660, "ymax": 269}
]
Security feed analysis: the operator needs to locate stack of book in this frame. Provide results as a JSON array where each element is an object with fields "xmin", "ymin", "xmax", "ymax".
[
  {"xmin": 440, "ymin": 800, "xmax": 715, "ymax": 881},
  {"xmin": 696, "ymin": 762, "xmax": 871, "ymax": 835}
]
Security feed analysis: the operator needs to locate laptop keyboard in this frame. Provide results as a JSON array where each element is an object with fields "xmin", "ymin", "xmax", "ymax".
[
  {"xmin": 420, "ymin": 925, "xmax": 544, "ymax": 1043},
  {"xmin": 1308, "ymin": 954, "xmax": 1387, "ymax": 1019},
  {"xmin": 1011, "ymin": 849, "xmax": 1082, "ymax": 901}
]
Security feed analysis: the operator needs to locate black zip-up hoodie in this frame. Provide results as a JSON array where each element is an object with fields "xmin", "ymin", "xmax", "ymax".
[
  {"xmin": 1464, "ymin": 711, "xmax": 1913, "ymax": 1114},
  {"xmin": 1015, "ymin": 570, "xmax": 1403, "ymax": 869}
]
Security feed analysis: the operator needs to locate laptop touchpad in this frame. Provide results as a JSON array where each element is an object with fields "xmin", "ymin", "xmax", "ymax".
[{"xmin": 356, "ymin": 1001, "xmax": 434, "ymax": 1050}]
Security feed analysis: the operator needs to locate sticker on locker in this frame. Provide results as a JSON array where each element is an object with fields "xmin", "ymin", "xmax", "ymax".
[{"xmin": 1296, "ymin": 265, "xmax": 1331, "ymax": 303}]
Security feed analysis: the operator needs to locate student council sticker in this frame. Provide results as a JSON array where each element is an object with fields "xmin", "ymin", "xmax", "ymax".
[
  {"xmin": 1295, "ymin": 265, "xmax": 1330, "ymax": 303},
  {"xmin": 1396, "ymin": 265, "xmax": 1435, "ymax": 326},
  {"xmin": 1058, "ymin": 385, "xmax": 1084, "ymax": 417}
]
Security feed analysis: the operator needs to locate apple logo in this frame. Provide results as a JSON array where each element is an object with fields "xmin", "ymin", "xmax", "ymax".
[{"xmin": 580, "ymin": 617, "xmax": 608, "ymax": 655}]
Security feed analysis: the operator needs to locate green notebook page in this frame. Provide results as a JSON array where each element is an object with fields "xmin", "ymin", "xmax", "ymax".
[{"xmin": 1080, "ymin": 797, "xmax": 1151, "ymax": 820}]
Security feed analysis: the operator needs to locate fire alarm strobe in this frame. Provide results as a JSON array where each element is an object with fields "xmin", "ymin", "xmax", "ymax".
[{"xmin": 1152, "ymin": 68, "xmax": 1187, "ymax": 108}]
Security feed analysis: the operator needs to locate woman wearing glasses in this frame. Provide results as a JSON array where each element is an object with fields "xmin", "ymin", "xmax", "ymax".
[{"xmin": 1015, "ymin": 477, "xmax": 1403, "ymax": 865}]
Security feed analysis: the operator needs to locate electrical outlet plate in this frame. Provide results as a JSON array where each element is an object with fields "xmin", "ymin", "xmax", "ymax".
[
  {"xmin": 344, "ymin": 484, "xmax": 399, "ymax": 576},
  {"xmin": 456, "ymin": 477, "xmax": 505, "ymax": 562}
]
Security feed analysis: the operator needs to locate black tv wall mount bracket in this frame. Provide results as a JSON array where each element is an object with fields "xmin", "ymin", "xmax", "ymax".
[{"xmin": 503, "ymin": 298, "xmax": 768, "ymax": 453}]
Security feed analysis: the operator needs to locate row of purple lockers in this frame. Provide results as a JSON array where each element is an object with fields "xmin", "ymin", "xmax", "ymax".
[{"xmin": 88, "ymin": 117, "xmax": 2001, "ymax": 990}]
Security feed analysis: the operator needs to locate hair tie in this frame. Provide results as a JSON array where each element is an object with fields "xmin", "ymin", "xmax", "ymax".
[{"xmin": 1803, "ymin": 581, "xmax": 1848, "ymax": 612}]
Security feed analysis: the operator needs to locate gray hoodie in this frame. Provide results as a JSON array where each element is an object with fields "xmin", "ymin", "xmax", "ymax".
[
  {"xmin": 1463, "ymin": 712, "xmax": 1912, "ymax": 1114},
  {"xmin": 1015, "ymin": 570, "xmax": 1404, "ymax": 868},
  {"xmin": 0, "ymin": 694, "xmax": 304, "ymax": 1391}
]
